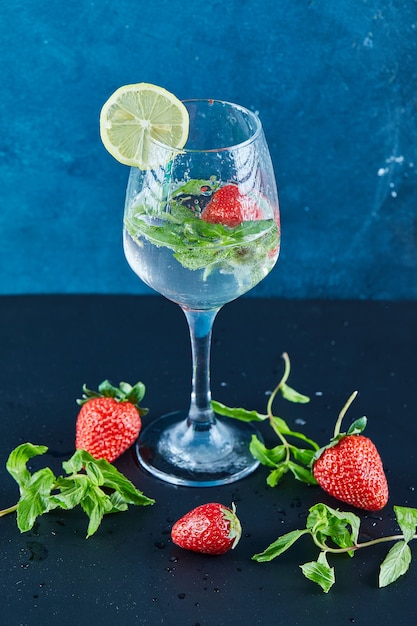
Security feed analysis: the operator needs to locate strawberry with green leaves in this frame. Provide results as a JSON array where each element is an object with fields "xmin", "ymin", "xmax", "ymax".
[
  {"xmin": 200, "ymin": 184, "xmax": 263, "ymax": 227},
  {"xmin": 213, "ymin": 355, "xmax": 388, "ymax": 512},
  {"xmin": 75, "ymin": 380, "xmax": 147, "ymax": 462},
  {"xmin": 312, "ymin": 391, "xmax": 389, "ymax": 511},
  {"xmin": 171, "ymin": 503, "xmax": 242, "ymax": 555}
]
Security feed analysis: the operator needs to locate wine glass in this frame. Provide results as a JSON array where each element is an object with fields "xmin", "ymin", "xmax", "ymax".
[{"xmin": 123, "ymin": 99, "xmax": 280, "ymax": 486}]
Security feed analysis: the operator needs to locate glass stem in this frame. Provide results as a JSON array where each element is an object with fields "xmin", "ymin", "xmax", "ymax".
[{"xmin": 182, "ymin": 307, "xmax": 220, "ymax": 427}]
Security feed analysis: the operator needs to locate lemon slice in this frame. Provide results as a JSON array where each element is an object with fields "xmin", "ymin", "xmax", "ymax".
[{"xmin": 99, "ymin": 83, "xmax": 189, "ymax": 169}]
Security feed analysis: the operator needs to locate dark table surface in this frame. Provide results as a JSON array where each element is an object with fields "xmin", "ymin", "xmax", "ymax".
[{"xmin": 1, "ymin": 295, "xmax": 416, "ymax": 625}]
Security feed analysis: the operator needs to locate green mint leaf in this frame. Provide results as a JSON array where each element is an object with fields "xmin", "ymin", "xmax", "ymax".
[
  {"xmin": 269, "ymin": 414, "xmax": 292, "ymax": 434},
  {"xmin": 80, "ymin": 483, "xmax": 115, "ymax": 538},
  {"xmin": 125, "ymin": 211, "xmax": 182, "ymax": 250},
  {"xmin": 264, "ymin": 445, "xmax": 287, "ymax": 465},
  {"xmin": 169, "ymin": 200, "xmax": 204, "ymax": 222},
  {"xmin": 16, "ymin": 467, "xmax": 57, "ymax": 532},
  {"xmin": 6, "ymin": 443, "xmax": 49, "ymax": 488},
  {"xmin": 64, "ymin": 450, "xmax": 155, "ymax": 507},
  {"xmin": 93, "ymin": 459, "xmax": 155, "ymax": 507},
  {"xmin": 306, "ymin": 503, "xmax": 329, "ymax": 532},
  {"xmin": 266, "ymin": 465, "xmax": 288, "ymax": 487},
  {"xmin": 170, "ymin": 178, "xmax": 218, "ymax": 197},
  {"xmin": 394, "ymin": 505, "xmax": 417, "ymax": 543},
  {"xmin": 290, "ymin": 446, "xmax": 317, "ymax": 467},
  {"xmin": 287, "ymin": 461, "xmax": 317, "ymax": 485},
  {"xmin": 51, "ymin": 475, "xmax": 89, "ymax": 510},
  {"xmin": 319, "ymin": 518, "xmax": 357, "ymax": 554},
  {"xmin": 328, "ymin": 509, "xmax": 360, "ymax": 547},
  {"xmin": 252, "ymin": 529, "xmax": 309, "ymax": 562},
  {"xmin": 280, "ymin": 383, "xmax": 310, "ymax": 404},
  {"xmin": 269, "ymin": 416, "xmax": 319, "ymax": 451},
  {"xmin": 249, "ymin": 436, "xmax": 286, "ymax": 468},
  {"xmin": 62, "ymin": 449, "xmax": 84, "ymax": 475},
  {"xmin": 379, "ymin": 541, "xmax": 412, "ymax": 588},
  {"xmin": 211, "ymin": 400, "xmax": 267, "ymax": 423},
  {"xmin": 176, "ymin": 246, "xmax": 228, "ymax": 274},
  {"xmin": 85, "ymin": 459, "xmax": 104, "ymax": 486},
  {"xmin": 307, "ymin": 503, "xmax": 360, "ymax": 554},
  {"xmin": 108, "ymin": 491, "xmax": 130, "ymax": 512},
  {"xmin": 181, "ymin": 217, "xmax": 231, "ymax": 242},
  {"xmin": 301, "ymin": 552, "xmax": 335, "ymax": 593}
]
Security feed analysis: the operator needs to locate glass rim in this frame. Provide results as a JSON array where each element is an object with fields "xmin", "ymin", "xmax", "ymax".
[{"xmin": 148, "ymin": 98, "xmax": 263, "ymax": 155}]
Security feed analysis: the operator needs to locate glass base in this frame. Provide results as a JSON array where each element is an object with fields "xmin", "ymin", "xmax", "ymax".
[{"xmin": 136, "ymin": 411, "xmax": 261, "ymax": 487}]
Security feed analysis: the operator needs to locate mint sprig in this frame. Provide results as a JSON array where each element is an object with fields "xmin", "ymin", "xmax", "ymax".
[
  {"xmin": 124, "ymin": 177, "xmax": 280, "ymax": 284},
  {"xmin": 252, "ymin": 502, "xmax": 417, "ymax": 592},
  {"xmin": 126, "ymin": 207, "xmax": 278, "ymax": 270},
  {"xmin": 0, "ymin": 443, "xmax": 154, "ymax": 537},
  {"xmin": 213, "ymin": 352, "xmax": 320, "ymax": 487}
]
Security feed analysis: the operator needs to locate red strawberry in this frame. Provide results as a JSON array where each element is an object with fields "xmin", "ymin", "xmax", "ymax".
[
  {"xmin": 312, "ymin": 392, "xmax": 388, "ymax": 511},
  {"xmin": 200, "ymin": 184, "xmax": 263, "ymax": 227},
  {"xmin": 171, "ymin": 502, "xmax": 242, "ymax": 555},
  {"xmin": 75, "ymin": 380, "xmax": 147, "ymax": 462},
  {"xmin": 313, "ymin": 435, "xmax": 388, "ymax": 511}
]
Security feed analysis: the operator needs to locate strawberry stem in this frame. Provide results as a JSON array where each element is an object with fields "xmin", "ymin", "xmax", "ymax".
[{"xmin": 333, "ymin": 390, "xmax": 358, "ymax": 438}]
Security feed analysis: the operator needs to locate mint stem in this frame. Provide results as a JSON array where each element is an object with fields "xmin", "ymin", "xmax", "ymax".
[
  {"xmin": 266, "ymin": 351, "xmax": 291, "ymax": 418},
  {"xmin": 315, "ymin": 533, "xmax": 417, "ymax": 555},
  {"xmin": 266, "ymin": 352, "xmax": 291, "ymax": 457},
  {"xmin": 0, "ymin": 503, "xmax": 18, "ymax": 517},
  {"xmin": 264, "ymin": 352, "xmax": 319, "ymax": 466}
]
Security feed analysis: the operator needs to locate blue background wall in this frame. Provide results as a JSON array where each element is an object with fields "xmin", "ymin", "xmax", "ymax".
[{"xmin": 1, "ymin": 0, "xmax": 416, "ymax": 299}]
